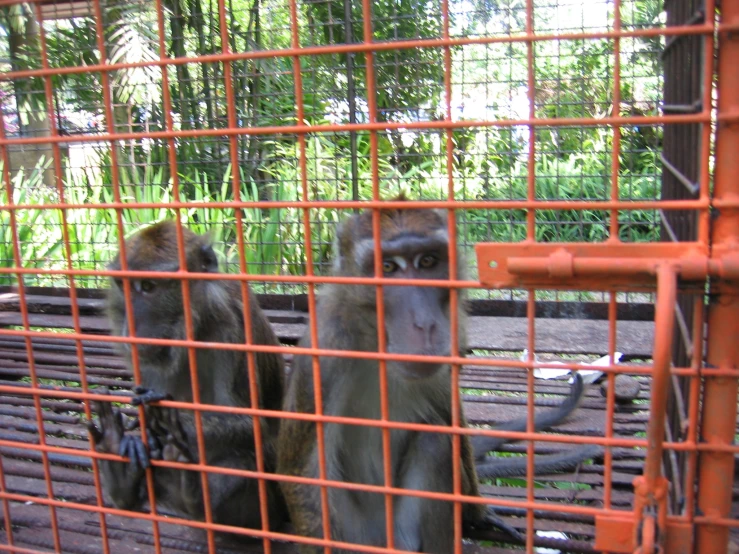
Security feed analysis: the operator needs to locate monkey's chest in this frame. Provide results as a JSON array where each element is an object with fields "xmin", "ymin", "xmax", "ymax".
[
  {"xmin": 332, "ymin": 426, "xmax": 454, "ymax": 490},
  {"xmin": 326, "ymin": 427, "xmax": 455, "ymax": 550}
]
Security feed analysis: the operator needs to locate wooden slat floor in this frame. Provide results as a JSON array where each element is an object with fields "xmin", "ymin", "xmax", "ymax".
[{"xmin": 0, "ymin": 290, "xmax": 733, "ymax": 553}]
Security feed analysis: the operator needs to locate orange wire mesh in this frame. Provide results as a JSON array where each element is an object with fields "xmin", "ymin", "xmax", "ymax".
[{"xmin": 0, "ymin": 0, "xmax": 736, "ymax": 553}]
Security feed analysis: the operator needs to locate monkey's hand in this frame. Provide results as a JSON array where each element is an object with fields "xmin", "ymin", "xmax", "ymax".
[
  {"xmin": 86, "ymin": 388, "xmax": 149, "ymax": 511},
  {"xmin": 158, "ymin": 408, "xmax": 194, "ymax": 464},
  {"xmin": 142, "ymin": 401, "xmax": 196, "ymax": 465},
  {"xmin": 131, "ymin": 385, "xmax": 171, "ymax": 407},
  {"xmin": 130, "ymin": 386, "xmax": 187, "ymax": 462},
  {"xmin": 87, "ymin": 387, "xmax": 150, "ymax": 472}
]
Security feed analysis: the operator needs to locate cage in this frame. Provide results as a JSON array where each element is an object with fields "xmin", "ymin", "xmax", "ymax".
[{"xmin": 0, "ymin": 0, "xmax": 737, "ymax": 552}]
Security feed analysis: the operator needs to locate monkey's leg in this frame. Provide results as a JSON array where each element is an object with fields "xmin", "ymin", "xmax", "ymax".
[
  {"xmin": 87, "ymin": 390, "xmax": 148, "ymax": 510},
  {"xmin": 471, "ymin": 373, "xmax": 586, "ymax": 461},
  {"xmin": 459, "ymin": 431, "xmax": 524, "ymax": 543},
  {"xmin": 150, "ymin": 406, "xmax": 275, "ymax": 531},
  {"xmin": 393, "ymin": 432, "xmax": 458, "ymax": 553}
]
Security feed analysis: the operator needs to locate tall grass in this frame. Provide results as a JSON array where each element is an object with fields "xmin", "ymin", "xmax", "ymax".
[{"xmin": 1, "ymin": 128, "xmax": 660, "ymax": 289}]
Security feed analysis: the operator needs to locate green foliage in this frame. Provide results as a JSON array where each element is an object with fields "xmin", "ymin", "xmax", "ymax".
[{"xmin": 1, "ymin": 0, "xmax": 664, "ymax": 289}]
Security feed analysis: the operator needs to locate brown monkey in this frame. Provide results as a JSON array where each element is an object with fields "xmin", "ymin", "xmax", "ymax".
[
  {"xmin": 88, "ymin": 220, "xmax": 286, "ymax": 536},
  {"xmin": 277, "ymin": 200, "xmax": 595, "ymax": 553}
]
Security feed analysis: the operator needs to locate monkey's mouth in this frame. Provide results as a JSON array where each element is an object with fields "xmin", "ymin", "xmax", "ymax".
[{"xmin": 387, "ymin": 344, "xmax": 449, "ymax": 379}]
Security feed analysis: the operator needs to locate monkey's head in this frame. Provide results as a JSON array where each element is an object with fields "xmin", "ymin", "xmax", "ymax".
[
  {"xmin": 107, "ymin": 220, "xmax": 223, "ymax": 346},
  {"xmin": 334, "ymin": 197, "xmax": 466, "ymax": 380}
]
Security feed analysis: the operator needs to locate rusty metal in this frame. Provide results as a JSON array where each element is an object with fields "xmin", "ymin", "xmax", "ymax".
[
  {"xmin": 475, "ymin": 242, "xmax": 738, "ymax": 290},
  {"xmin": 476, "ymin": 249, "xmax": 692, "ymax": 552},
  {"xmin": 694, "ymin": 0, "xmax": 739, "ymax": 551},
  {"xmin": 0, "ymin": 0, "xmax": 737, "ymax": 552},
  {"xmin": 0, "ymin": 38, "xmax": 62, "ymax": 554}
]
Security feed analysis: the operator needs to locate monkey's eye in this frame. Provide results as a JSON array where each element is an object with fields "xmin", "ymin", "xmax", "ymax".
[
  {"xmin": 140, "ymin": 280, "xmax": 156, "ymax": 294},
  {"xmin": 418, "ymin": 254, "xmax": 438, "ymax": 269},
  {"xmin": 382, "ymin": 260, "xmax": 399, "ymax": 274}
]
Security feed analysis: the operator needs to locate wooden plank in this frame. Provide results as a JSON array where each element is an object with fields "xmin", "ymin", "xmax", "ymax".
[
  {"xmin": 0, "ymin": 311, "xmax": 110, "ymax": 333},
  {"xmin": 0, "ymin": 287, "xmax": 656, "ymax": 321},
  {"xmin": 466, "ymin": 316, "xmax": 654, "ymax": 357},
  {"xmin": 0, "ymin": 312, "xmax": 655, "ymax": 356}
]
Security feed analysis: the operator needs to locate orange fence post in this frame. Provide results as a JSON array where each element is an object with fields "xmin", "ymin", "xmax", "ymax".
[{"xmin": 695, "ymin": 1, "xmax": 739, "ymax": 551}]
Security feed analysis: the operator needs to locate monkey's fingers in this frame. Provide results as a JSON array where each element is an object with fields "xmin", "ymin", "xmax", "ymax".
[
  {"xmin": 132, "ymin": 387, "xmax": 171, "ymax": 406},
  {"xmin": 91, "ymin": 387, "xmax": 111, "ymax": 417},
  {"xmin": 119, "ymin": 435, "xmax": 150, "ymax": 471},
  {"xmin": 124, "ymin": 416, "xmax": 141, "ymax": 431},
  {"xmin": 147, "ymin": 433, "xmax": 164, "ymax": 460},
  {"xmin": 112, "ymin": 406, "xmax": 128, "ymax": 434},
  {"xmin": 144, "ymin": 405, "xmax": 169, "ymax": 439},
  {"xmin": 165, "ymin": 407, "xmax": 188, "ymax": 445},
  {"xmin": 165, "ymin": 432, "xmax": 193, "ymax": 463},
  {"xmin": 93, "ymin": 398, "xmax": 115, "ymax": 425},
  {"xmin": 86, "ymin": 419, "xmax": 104, "ymax": 445},
  {"xmin": 132, "ymin": 437, "xmax": 150, "ymax": 470}
]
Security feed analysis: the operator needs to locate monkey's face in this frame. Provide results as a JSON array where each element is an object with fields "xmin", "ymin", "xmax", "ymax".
[
  {"xmin": 110, "ymin": 277, "xmax": 190, "ymax": 356},
  {"xmin": 107, "ymin": 223, "xmax": 221, "ymax": 361},
  {"xmin": 357, "ymin": 232, "xmax": 456, "ymax": 380}
]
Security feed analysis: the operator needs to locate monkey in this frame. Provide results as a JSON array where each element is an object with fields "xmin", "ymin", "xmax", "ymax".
[
  {"xmin": 87, "ymin": 220, "xmax": 286, "ymax": 537},
  {"xmin": 276, "ymin": 199, "xmax": 597, "ymax": 553}
]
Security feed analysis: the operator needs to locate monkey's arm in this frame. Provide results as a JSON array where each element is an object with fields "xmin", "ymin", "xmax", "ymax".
[
  {"xmin": 275, "ymin": 358, "xmax": 329, "ymax": 551},
  {"xmin": 459, "ymin": 416, "xmax": 524, "ymax": 542},
  {"xmin": 276, "ymin": 421, "xmax": 326, "ymax": 551},
  {"xmin": 471, "ymin": 373, "xmax": 586, "ymax": 461},
  {"xmin": 87, "ymin": 393, "xmax": 148, "ymax": 511},
  {"xmin": 146, "ymin": 405, "xmax": 280, "ymax": 528}
]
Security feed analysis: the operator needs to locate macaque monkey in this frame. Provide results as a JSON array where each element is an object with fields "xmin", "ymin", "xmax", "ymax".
[
  {"xmin": 88, "ymin": 220, "xmax": 286, "ymax": 535},
  {"xmin": 277, "ymin": 199, "xmax": 596, "ymax": 552}
]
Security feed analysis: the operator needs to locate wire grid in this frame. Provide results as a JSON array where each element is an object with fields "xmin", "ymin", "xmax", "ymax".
[
  {"xmin": 0, "ymin": 0, "xmax": 735, "ymax": 552},
  {"xmin": 0, "ymin": 0, "xmax": 664, "ymax": 303}
]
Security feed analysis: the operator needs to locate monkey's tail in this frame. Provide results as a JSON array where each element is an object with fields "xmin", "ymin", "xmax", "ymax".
[
  {"xmin": 471, "ymin": 373, "xmax": 586, "ymax": 461},
  {"xmin": 475, "ymin": 444, "xmax": 602, "ymax": 479}
]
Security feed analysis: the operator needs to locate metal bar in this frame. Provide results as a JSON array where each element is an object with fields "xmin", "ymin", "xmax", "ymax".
[
  {"xmin": 642, "ymin": 266, "xmax": 677, "ymax": 491},
  {"xmin": 681, "ymin": 295, "xmax": 704, "ymax": 523},
  {"xmin": 0, "ymin": 198, "xmax": 714, "ymax": 213},
  {"xmin": 343, "ymin": 0, "xmax": 359, "ymax": 206},
  {"xmin": 661, "ymin": 99, "xmax": 702, "ymax": 113},
  {"xmin": 659, "ymin": 153, "xmax": 700, "ymax": 195},
  {"xmin": 610, "ymin": 0, "xmax": 622, "ymax": 241},
  {"xmin": 218, "ymin": 0, "xmax": 275, "ymax": 549},
  {"xmin": 89, "ymin": 0, "xmax": 165, "ymax": 547},
  {"xmin": 695, "ymin": 0, "xmax": 739, "ymax": 548},
  {"xmin": 32, "ymin": 3, "xmax": 112, "ymax": 550},
  {"xmin": 360, "ymin": 0, "xmax": 396, "ymax": 544},
  {"xmin": 0, "ymin": 14, "xmax": 62, "ymax": 550},
  {"xmin": 626, "ymin": 265, "xmax": 676, "ymax": 553},
  {"xmin": 440, "ymin": 0, "xmax": 464, "ymax": 550},
  {"xmin": 0, "ymin": 24, "xmax": 719, "ymax": 84},
  {"xmin": 0, "ymin": 114, "xmax": 719, "ymax": 148},
  {"xmin": 603, "ymin": 293, "xmax": 618, "ymax": 511}
]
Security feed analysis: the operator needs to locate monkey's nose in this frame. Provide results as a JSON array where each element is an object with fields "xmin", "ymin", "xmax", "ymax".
[{"xmin": 413, "ymin": 320, "xmax": 437, "ymax": 347}]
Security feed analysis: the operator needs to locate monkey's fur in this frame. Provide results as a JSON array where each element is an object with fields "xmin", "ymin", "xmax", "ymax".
[
  {"xmin": 89, "ymin": 220, "xmax": 286, "ymax": 535},
  {"xmin": 277, "ymin": 201, "xmax": 594, "ymax": 553}
]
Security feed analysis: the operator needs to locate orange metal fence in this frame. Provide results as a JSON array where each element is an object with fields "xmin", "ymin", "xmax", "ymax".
[{"xmin": 0, "ymin": 0, "xmax": 737, "ymax": 553}]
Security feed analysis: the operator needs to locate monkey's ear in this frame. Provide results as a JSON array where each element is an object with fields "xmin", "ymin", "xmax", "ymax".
[{"xmin": 199, "ymin": 244, "xmax": 220, "ymax": 273}]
